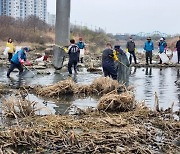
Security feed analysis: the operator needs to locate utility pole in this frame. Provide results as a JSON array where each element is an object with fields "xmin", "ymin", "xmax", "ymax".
[{"xmin": 53, "ymin": 0, "xmax": 71, "ymax": 70}]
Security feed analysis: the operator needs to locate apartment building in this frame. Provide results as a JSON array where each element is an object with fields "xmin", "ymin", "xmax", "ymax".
[
  {"xmin": 47, "ymin": 12, "xmax": 55, "ymax": 26},
  {"xmin": 0, "ymin": 0, "xmax": 47, "ymax": 22}
]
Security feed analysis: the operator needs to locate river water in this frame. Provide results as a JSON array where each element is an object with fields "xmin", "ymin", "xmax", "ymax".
[{"xmin": 0, "ymin": 66, "xmax": 179, "ymax": 115}]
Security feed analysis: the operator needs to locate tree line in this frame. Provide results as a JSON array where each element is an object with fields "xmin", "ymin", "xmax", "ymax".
[{"xmin": 0, "ymin": 15, "xmax": 54, "ymax": 44}]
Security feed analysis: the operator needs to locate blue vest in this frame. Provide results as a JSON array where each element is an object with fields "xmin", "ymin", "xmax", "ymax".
[
  {"xmin": 77, "ymin": 42, "xmax": 85, "ymax": 49},
  {"xmin": 159, "ymin": 42, "xmax": 167, "ymax": 53},
  {"xmin": 144, "ymin": 41, "xmax": 154, "ymax": 52}
]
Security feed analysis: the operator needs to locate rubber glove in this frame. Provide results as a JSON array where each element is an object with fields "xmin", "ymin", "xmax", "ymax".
[
  {"xmin": 26, "ymin": 61, "xmax": 31, "ymax": 66},
  {"xmin": 63, "ymin": 47, "xmax": 68, "ymax": 53},
  {"xmin": 135, "ymin": 48, "xmax": 137, "ymax": 53},
  {"xmin": 20, "ymin": 59, "xmax": 24, "ymax": 65},
  {"xmin": 125, "ymin": 48, "xmax": 128, "ymax": 53},
  {"xmin": 113, "ymin": 51, "xmax": 118, "ymax": 61}
]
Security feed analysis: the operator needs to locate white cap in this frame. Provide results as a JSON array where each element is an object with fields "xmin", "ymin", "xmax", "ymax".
[{"xmin": 160, "ymin": 38, "xmax": 163, "ymax": 41}]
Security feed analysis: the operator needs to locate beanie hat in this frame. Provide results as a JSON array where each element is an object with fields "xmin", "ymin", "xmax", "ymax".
[{"xmin": 24, "ymin": 47, "xmax": 29, "ymax": 52}]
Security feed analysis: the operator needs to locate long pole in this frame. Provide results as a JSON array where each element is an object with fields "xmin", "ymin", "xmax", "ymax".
[{"xmin": 53, "ymin": 0, "xmax": 71, "ymax": 70}]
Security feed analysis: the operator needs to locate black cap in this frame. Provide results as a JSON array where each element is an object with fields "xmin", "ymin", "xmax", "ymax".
[{"xmin": 114, "ymin": 45, "xmax": 120, "ymax": 50}]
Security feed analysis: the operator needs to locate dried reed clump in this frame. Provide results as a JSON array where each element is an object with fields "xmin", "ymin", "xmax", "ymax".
[
  {"xmin": 74, "ymin": 85, "xmax": 92, "ymax": 95},
  {"xmin": 2, "ymin": 97, "xmax": 37, "ymax": 118},
  {"xmin": 90, "ymin": 77, "xmax": 125, "ymax": 95},
  {"xmin": 34, "ymin": 77, "xmax": 126, "ymax": 98},
  {"xmin": 36, "ymin": 79, "xmax": 76, "ymax": 97},
  {"xmin": 97, "ymin": 92, "xmax": 135, "ymax": 112}
]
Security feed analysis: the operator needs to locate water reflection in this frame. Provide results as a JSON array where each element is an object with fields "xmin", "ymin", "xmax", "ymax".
[
  {"xmin": 130, "ymin": 67, "xmax": 180, "ymax": 111},
  {"xmin": 26, "ymin": 94, "xmax": 98, "ymax": 115},
  {"xmin": 145, "ymin": 67, "xmax": 152, "ymax": 76},
  {"xmin": 8, "ymin": 76, "xmax": 25, "ymax": 89},
  {"xmin": 176, "ymin": 69, "xmax": 180, "ymax": 109}
]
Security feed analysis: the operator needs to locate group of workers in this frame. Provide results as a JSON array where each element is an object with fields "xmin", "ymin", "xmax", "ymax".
[
  {"xmin": 4, "ymin": 36, "xmax": 180, "ymax": 81},
  {"xmin": 101, "ymin": 36, "xmax": 180, "ymax": 80},
  {"xmin": 126, "ymin": 36, "xmax": 168, "ymax": 65}
]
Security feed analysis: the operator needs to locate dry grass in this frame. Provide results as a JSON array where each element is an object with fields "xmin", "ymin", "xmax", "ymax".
[
  {"xmin": 167, "ymin": 37, "xmax": 179, "ymax": 50},
  {"xmin": 97, "ymin": 92, "xmax": 135, "ymax": 112},
  {"xmin": 1, "ymin": 97, "xmax": 37, "ymax": 118},
  {"xmin": 0, "ymin": 106, "xmax": 179, "ymax": 153},
  {"xmin": 36, "ymin": 79, "xmax": 76, "ymax": 97},
  {"xmin": 0, "ymin": 84, "xmax": 9, "ymax": 96},
  {"xmin": 90, "ymin": 77, "xmax": 126, "ymax": 95},
  {"xmin": 35, "ymin": 77, "xmax": 126, "ymax": 98}
]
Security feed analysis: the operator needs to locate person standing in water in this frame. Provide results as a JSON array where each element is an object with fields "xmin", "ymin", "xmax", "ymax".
[
  {"xmin": 68, "ymin": 39, "xmax": 80, "ymax": 76},
  {"xmin": 102, "ymin": 43, "xmax": 117, "ymax": 80}
]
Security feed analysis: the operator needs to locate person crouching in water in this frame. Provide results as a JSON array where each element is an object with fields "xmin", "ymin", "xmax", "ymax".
[
  {"xmin": 158, "ymin": 37, "xmax": 167, "ymax": 64},
  {"xmin": 68, "ymin": 39, "xmax": 80, "ymax": 76},
  {"xmin": 7, "ymin": 47, "xmax": 31, "ymax": 78},
  {"xmin": 6, "ymin": 38, "xmax": 15, "ymax": 62},
  {"xmin": 102, "ymin": 43, "xmax": 117, "ymax": 80}
]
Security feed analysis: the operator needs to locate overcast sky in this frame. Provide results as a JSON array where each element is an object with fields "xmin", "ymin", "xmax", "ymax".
[{"xmin": 47, "ymin": 0, "xmax": 180, "ymax": 35}]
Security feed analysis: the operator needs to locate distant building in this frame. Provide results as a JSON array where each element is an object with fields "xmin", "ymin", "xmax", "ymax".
[
  {"xmin": 0, "ymin": 0, "xmax": 47, "ymax": 22},
  {"xmin": 47, "ymin": 12, "xmax": 55, "ymax": 26}
]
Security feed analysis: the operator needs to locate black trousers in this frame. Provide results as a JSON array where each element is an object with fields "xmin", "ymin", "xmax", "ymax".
[
  {"xmin": 68, "ymin": 59, "xmax": 78, "ymax": 74},
  {"xmin": 8, "ymin": 53, "xmax": 13, "ymax": 62},
  {"xmin": 146, "ymin": 51, "xmax": 152, "ymax": 64},
  {"xmin": 178, "ymin": 51, "xmax": 180, "ymax": 63},
  {"xmin": 102, "ymin": 64, "xmax": 117, "ymax": 80},
  {"xmin": 129, "ymin": 51, "xmax": 137, "ymax": 64},
  {"xmin": 7, "ymin": 62, "xmax": 23, "ymax": 77}
]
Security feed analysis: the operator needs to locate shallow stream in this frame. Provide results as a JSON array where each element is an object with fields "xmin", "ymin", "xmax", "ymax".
[{"xmin": 0, "ymin": 66, "xmax": 179, "ymax": 115}]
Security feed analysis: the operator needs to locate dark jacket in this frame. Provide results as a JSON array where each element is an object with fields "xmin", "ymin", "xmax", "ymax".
[
  {"xmin": 102, "ymin": 48, "xmax": 114, "ymax": 66},
  {"xmin": 176, "ymin": 40, "xmax": 180, "ymax": 51},
  {"xmin": 126, "ymin": 41, "xmax": 135, "ymax": 52},
  {"xmin": 68, "ymin": 44, "xmax": 80, "ymax": 61}
]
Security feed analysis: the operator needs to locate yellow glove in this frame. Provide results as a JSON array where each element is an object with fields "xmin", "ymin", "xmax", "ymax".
[
  {"xmin": 135, "ymin": 48, "xmax": 137, "ymax": 53},
  {"xmin": 125, "ymin": 48, "xmax": 128, "ymax": 53},
  {"xmin": 62, "ymin": 47, "xmax": 68, "ymax": 53},
  {"xmin": 113, "ymin": 50, "xmax": 118, "ymax": 61}
]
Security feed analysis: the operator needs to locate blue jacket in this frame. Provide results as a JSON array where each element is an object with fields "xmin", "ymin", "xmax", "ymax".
[
  {"xmin": 158, "ymin": 41, "xmax": 167, "ymax": 53},
  {"xmin": 144, "ymin": 41, "xmax": 154, "ymax": 52},
  {"xmin": 11, "ymin": 49, "xmax": 27, "ymax": 64},
  {"xmin": 77, "ymin": 41, "xmax": 85, "ymax": 49}
]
